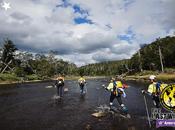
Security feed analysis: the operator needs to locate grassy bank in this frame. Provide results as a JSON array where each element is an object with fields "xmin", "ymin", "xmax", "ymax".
[
  {"xmin": 53, "ymin": 76, "xmax": 107, "ymax": 80},
  {"xmin": 0, "ymin": 73, "xmax": 50, "ymax": 85},
  {"xmin": 1, "ymin": 71, "xmax": 174, "ymax": 85},
  {"xmin": 0, "ymin": 74, "xmax": 106, "ymax": 85},
  {"xmin": 125, "ymin": 71, "xmax": 175, "ymax": 82}
]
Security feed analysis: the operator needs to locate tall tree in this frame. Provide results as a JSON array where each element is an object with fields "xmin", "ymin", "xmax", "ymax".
[{"xmin": 1, "ymin": 39, "xmax": 17, "ymax": 72}]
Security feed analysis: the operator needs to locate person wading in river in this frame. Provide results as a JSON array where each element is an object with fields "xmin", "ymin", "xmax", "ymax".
[
  {"xmin": 142, "ymin": 75, "xmax": 167, "ymax": 108},
  {"xmin": 55, "ymin": 73, "xmax": 65, "ymax": 98},
  {"xmin": 105, "ymin": 76, "xmax": 127, "ymax": 113},
  {"xmin": 78, "ymin": 75, "xmax": 86, "ymax": 95}
]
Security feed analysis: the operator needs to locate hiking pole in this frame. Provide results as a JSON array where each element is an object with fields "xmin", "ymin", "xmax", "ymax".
[{"xmin": 143, "ymin": 95, "xmax": 151, "ymax": 128}]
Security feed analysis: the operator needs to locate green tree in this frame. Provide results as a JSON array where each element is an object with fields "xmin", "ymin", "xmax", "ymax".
[
  {"xmin": 1, "ymin": 39, "xmax": 17, "ymax": 72},
  {"xmin": 129, "ymin": 36, "xmax": 175, "ymax": 72}
]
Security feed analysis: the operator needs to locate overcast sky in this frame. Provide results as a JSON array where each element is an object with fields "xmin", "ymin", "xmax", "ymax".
[{"xmin": 0, "ymin": 0, "xmax": 174, "ymax": 66}]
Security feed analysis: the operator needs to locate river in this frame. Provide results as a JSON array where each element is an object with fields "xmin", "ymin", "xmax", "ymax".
[{"xmin": 0, "ymin": 79, "xmax": 174, "ymax": 130}]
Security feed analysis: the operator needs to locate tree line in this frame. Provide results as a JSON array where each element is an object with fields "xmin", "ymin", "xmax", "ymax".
[
  {"xmin": 78, "ymin": 60, "xmax": 129, "ymax": 76},
  {"xmin": 129, "ymin": 36, "xmax": 175, "ymax": 72},
  {"xmin": 80, "ymin": 36, "xmax": 175, "ymax": 76},
  {"xmin": 0, "ymin": 39, "xmax": 77, "ymax": 80},
  {"xmin": 1, "ymin": 36, "xmax": 175, "ymax": 80}
]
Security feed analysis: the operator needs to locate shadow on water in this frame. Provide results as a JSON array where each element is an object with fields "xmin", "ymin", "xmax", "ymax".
[
  {"xmin": 0, "ymin": 91, "xmax": 18, "ymax": 96},
  {"xmin": 79, "ymin": 95, "xmax": 86, "ymax": 102},
  {"xmin": 0, "ymin": 83, "xmax": 18, "ymax": 88}
]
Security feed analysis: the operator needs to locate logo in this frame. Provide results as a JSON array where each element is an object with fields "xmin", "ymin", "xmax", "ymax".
[
  {"xmin": 151, "ymin": 108, "xmax": 175, "ymax": 128},
  {"xmin": 160, "ymin": 84, "xmax": 175, "ymax": 112}
]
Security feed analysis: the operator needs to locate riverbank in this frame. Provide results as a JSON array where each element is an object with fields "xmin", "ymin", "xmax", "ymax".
[
  {"xmin": 0, "ymin": 75, "xmax": 107, "ymax": 86},
  {"xmin": 1, "ymin": 72, "xmax": 174, "ymax": 86},
  {"xmin": 125, "ymin": 73, "xmax": 175, "ymax": 82},
  {"xmin": 63, "ymin": 76, "xmax": 106, "ymax": 80},
  {"xmin": 0, "ymin": 73, "xmax": 49, "ymax": 85},
  {"xmin": 0, "ymin": 79, "xmax": 55, "ymax": 87}
]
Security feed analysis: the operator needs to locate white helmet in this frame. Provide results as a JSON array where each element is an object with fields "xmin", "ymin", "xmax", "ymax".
[{"xmin": 149, "ymin": 75, "xmax": 156, "ymax": 80}]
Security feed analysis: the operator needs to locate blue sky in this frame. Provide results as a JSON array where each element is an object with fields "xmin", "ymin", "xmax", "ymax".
[
  {"xmin": 0, "ymin": 0, "xmax": 174, "ymax": 66},
  {"xmin": 74, "ymin": 17, "xmax": 93, "ymax": 24},
  {"xmin": 118, "ymin": 27, "xmax": 136, "ymax": 43},
  {"xmin": 56, "ymin": 1, "xmax": 92, "ymax": 24}
]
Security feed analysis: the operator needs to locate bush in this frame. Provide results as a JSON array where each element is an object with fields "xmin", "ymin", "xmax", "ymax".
[
  {"xmin": 14, "ymin": 67, "xmax": 26, "ymax": 77},
  {"xmin": 164, "ymin": 68, "xmax": 175, "ymax": 74},
  {"xmin": 26, "ymin": 74, "xmax": 41, "ymax": 80},
  {"xmin": 135, "ymin": 70, "xmax": 159, "ymax": 76},
  {"xmin": 157, "ymin": 74, "xmax": 175, "ymax": 82},
  {"xmin": 0, "ymin": 73, "xmax": 19, "ymax": 81}
]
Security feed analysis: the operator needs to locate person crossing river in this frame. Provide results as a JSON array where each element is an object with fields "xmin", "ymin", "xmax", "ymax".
[
  {"xmin": 55, "ymin": 73, "xmax": 65, "ymax": 99},
  {"xmin": 105, "ymin": 76, "xmax": 128, "ymax": 113},
  {"xmin": 142, "ymin": 75, "xmax": 167, "ymax": 108},
  {"xmin": 78, "ymin": 75, "xmax": 87, "ymax": 95}
]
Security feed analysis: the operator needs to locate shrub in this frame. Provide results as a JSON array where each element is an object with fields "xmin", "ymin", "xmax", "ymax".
[
  {"xmin": 14, "ymin": 67, "xmax": 26, "ymax": 77},
  {"xmin": 0, "ymin": 73, "xmax": 19, "ymax": 81},
  {"xmin": 26, "ymin": 74, "xmax": 41, "ymax": 80},
  {"xmin": 164, "ymin": 68, "xmax": 175, "ymax": 74}
]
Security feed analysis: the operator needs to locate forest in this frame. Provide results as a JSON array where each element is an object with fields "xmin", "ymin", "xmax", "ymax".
[
  {"xmin": 0, "ymin": 39, "xmax": 77, "ymax": 81},
  {"xmin": 0, "ymin": 36, "xmax": 175, "ymax": 81},
  {"xmin": 79, "ymin": 36, "xmax": 175, "ymax": 76}
]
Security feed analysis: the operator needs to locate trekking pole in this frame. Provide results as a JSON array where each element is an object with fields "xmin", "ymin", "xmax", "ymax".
[{"xmin": 143, "ymin": 95, "xmax": 151, "ymax": 128}]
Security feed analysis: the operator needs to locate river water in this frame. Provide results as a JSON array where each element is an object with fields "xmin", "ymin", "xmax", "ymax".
[{"xmin": 0, "ymin": 79, "xmax": 174, "ymax": 130}]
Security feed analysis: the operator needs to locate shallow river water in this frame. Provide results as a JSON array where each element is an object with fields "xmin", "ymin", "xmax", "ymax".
[{"xmin": 0, "ymin": 79, "xmax": 174, "ymax": 130}]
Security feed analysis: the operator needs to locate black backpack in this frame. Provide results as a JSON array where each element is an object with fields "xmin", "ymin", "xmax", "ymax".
[{"xmin": 56, "ymin": 79, "xmax": 64, "ymax": 86}]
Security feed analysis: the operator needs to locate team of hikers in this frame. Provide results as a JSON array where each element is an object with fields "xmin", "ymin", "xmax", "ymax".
[{"xmin": 54, "ymin": 73, "xmax": 169, "ymax": 114}]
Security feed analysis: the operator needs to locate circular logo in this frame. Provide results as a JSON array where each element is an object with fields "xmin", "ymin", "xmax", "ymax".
[{"xmin": 160, "ymin": 84, "xmax": 175, "ymax": 112}]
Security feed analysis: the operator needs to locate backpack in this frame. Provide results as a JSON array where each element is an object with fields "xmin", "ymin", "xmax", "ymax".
[
  {"xmin": 112, "ymin": 81, "xmax": 117, "ymax": 95},
  {"xmin": 113, "ymin": 81, "xmax": 124, "ymax": 96},
  {"xmin": 156, "ymin": 82, "xmax": 161, "ymax": 94},
  {"xmin": 79, "ymin": 80, "xmax": 85, "ymax": 87},
  {"xmin": 56, "ymin": 79, "xmax": 64, "ymax": 86}
]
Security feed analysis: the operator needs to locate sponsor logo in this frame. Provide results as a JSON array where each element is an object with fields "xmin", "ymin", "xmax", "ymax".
[{"xmin": 160, "ymin": 84, "xmax": 175, "ymax": 112}]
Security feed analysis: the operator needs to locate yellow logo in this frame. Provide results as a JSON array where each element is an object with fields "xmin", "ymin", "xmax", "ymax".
[{"xmin": 160, "ymin": 84, "xmax": 175, "ymax": 112}]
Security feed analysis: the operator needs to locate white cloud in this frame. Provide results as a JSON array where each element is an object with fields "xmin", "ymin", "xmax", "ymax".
[
  {"xmin": 45, "ymin": 6, "xmax": 75, "ymax": 24},
  {"xmin": 0, "ymin": 0, "xmax": 174, "ymax": 66}
]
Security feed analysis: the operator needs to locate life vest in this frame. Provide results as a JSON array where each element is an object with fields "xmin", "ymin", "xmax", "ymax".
[
  {"xmin": 113, "ymin": 81, "xmax": 117, "ymax": 95},
  {"xmin": 147, "ymin": 82, "xmax": 167, "ymax": 95},
  {"xmin": 78, "ymin": 77, "xmax": 86, "ymax": 86},
  {"xmin": 107, "ymin": 81, "xmax": 125, "ymax": 96},
  {"xmin": 116, "ymin": 81, "xmax": 123, "ymax": 88}
]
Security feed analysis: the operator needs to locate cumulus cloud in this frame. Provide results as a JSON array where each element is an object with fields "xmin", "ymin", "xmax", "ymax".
[{"xmin": 0, "ymin": 0, "xmax": 174, "ymax": 66}]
